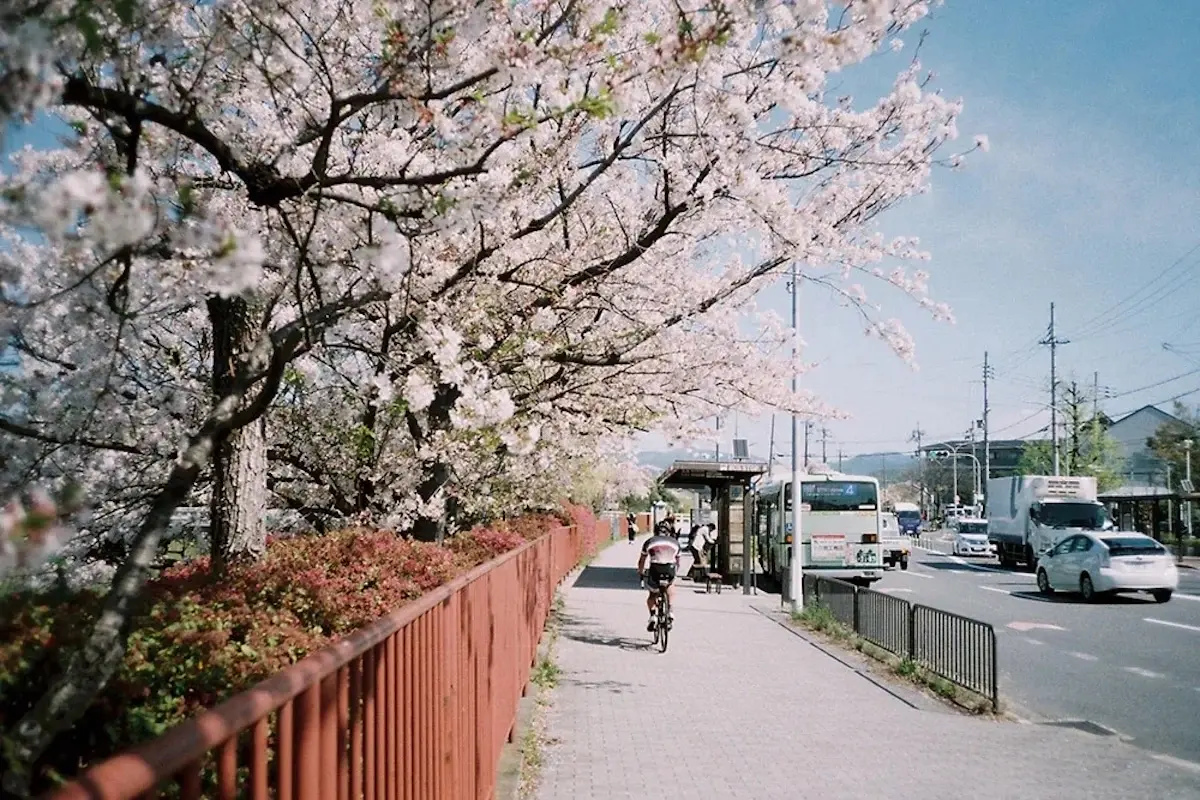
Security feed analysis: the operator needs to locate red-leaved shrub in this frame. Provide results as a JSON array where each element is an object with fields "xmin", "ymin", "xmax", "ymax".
[{"xmin": 0, "ymin": 518, "xmax": 561, "ymax": 793}]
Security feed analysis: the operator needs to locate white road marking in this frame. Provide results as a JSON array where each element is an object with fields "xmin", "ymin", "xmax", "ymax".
[
  {"xmin": 1123, "ymin": 666, "xmax": 1166, "ymax": 679},
  {"xmin": 1023, "ymin": 637, "xmax": 1045, "ymax": 645},
  {"xmin": 903, "ymin": 571, "xmax": 934, "ymax": 579},
  {"xmin": 877, "ymin": 587, "xmax": 913, "ymax": 594},
  {"xmin": 1173, "ymin": 593, "xmax": 1200, "ymax": 603},
  {"xmin": 980, "ymin": 585, "xmax": 1011, "ymax": 595},
  {"xmin": 1144, "ymin": 617, "xmax": 1200, "ymax": 633},
  {"xmin": 1150, "ymin": 753, "xmax": 1200, "ymax": 775},
  {"xmin": 1068, "ymin": 652, "xmax": 1099, "ymax": 662}
]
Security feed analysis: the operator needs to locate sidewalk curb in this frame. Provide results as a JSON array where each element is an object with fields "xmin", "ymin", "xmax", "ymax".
[
  {"xmin": 497, "ymin": 554, "xmax": 597, "ymax": 800},
  {"xmin": 496, "ymin": 604, "xmax": 559, "ymax": 800}
]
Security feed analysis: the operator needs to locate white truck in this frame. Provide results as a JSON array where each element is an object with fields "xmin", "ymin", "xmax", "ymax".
[
  {"xmin": 879, "ymin": 512, "xmax": 911, "ymax": 570},
  {"xmin": 986, "ymin": 475, "xmax": 1111, "ymax": 569}
]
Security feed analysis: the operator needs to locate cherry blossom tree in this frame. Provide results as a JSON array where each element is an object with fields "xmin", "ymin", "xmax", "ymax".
[{"xmin": 0, "ymin": 0, "xmax": 980, "ymax": 789}]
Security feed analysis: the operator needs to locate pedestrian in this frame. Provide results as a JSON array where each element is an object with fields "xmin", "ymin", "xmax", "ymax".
[{"xmin": 627, "ymin": 511, "xmax": 638, "ymax": 543}]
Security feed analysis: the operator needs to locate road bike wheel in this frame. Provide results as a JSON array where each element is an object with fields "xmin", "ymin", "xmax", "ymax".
[{"xmin": 657, "ymin": 595, "xmax": 669, "ymax": 653}]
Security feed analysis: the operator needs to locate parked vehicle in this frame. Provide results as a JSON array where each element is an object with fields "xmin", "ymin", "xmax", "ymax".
[
  {"xmin": 880, "ymin": 512, "xmax": 911, "ymax": 570},
  {"xmin": 952, "ymin": 518, "xmax": 992, "ymax": 556},
  {"xmin": 893, "ymin": 501, "xmax": 922, "ymax": 536},
  {"xmin": 1036, "ymin": 531, "xmax": 1177, "ymax": 603},
  {"xmin": 754, "ymin": 470, "xmax": 884, "ymax": 587},
  {"xmin": 986, "ymin": 475, "xmax": 1111, "ymax": 569}
]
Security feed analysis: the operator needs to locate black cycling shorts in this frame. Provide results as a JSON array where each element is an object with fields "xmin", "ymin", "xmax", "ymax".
[{"xmin": 645, "ymin": 562, "xmax": 676, "ymax": 591}]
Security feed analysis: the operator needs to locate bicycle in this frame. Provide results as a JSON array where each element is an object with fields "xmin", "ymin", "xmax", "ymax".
[{"xmin": 648, "ymin": 583, "xmax": 671, "ymax": 653}]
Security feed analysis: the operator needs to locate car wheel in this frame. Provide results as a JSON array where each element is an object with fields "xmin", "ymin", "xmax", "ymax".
[
  {"xmin": 1080, "ymin": 572, "xmax": 1097, "ymax": 602},
  {"xmin": 1036, "ymin": 568, "xmax": 1053, "ymax": 595},
  {"xmin": 1152, "ymin": 589, "xmax": 1173, "ymax": 604},
  {"xmin": 900, "ymin": 557, "xmax": 909, "ymax": 571}
]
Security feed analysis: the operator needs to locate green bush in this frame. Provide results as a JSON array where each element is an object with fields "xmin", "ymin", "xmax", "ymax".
[{"xmin": 0, "ymin": 513, "xmax": 585, "ymax": 794}]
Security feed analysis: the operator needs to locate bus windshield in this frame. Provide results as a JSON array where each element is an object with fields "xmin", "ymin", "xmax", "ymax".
[{"xmin": 786, "ymin": 481, "xmax": 878, "ymax": 512}]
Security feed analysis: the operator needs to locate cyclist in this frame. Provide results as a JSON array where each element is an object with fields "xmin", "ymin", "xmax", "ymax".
[{"xmin": 637, "ymin": 527, "xmax": 681, "ymax": 631}]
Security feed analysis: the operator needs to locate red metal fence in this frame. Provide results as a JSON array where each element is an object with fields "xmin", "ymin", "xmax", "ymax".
[{"xmin": 48, "ymin": 523, "xmax": 603, "ymax": 800}]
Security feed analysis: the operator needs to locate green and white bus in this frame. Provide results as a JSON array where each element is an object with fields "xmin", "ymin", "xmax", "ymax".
[{"xmin": 754, "ymin": 471, "xmax": 884, "ymax": 586}]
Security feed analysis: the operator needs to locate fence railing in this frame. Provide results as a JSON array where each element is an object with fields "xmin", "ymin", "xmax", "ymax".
[
  {"xmin": 49, "ymin": 523, "xmax": 603, "ymax": 800},
  {"xmin": 802, "ymin": 576, "xmax": 998, "ymax": 710}
]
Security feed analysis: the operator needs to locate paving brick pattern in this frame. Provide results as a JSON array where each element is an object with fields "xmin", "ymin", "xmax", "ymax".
[{"xmin": 534, "ymin": 539, "xmax": 1200, "ymax": 800}]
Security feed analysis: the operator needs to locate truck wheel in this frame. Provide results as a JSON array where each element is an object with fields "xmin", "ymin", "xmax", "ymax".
[
  {"xmin": 1024, "ymin": 545, "xmax": 1037, "ymax": 571},
  {"xmin": 900, "ymin": 557, "xmax": 909, "ymax": 571}
]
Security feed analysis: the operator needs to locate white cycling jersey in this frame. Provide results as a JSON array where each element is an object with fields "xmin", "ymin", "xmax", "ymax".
[{"xmin": 641, "ymin": 535, "xmax": 681, "ymax": 564}]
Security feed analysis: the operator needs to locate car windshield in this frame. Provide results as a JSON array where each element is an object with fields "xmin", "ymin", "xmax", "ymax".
[
  {"xmin": 896, "ymin": 511, "xmax": 920, "ymax": 521},
  {"xmin": 788, "ymin": 481, "xmax": 878, "ymax": 512},
  {"xmin": 958, "ymin": 522, "xmax": 987, "ymax": 534},
  {"xmin": 1101, "ymin": 537, "xmax": 1168, "ymax": 557},
  {"xmin": 1037, "ymin": 502, "xmax": 1107, "ymax": 530}
]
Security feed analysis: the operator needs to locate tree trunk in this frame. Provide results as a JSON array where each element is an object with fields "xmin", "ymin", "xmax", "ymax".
[
  {"xmin": 208, "ymin": 296, "xmax": 268, "ymax": 572},
  {"xmin": 407, "ymin": 384, "xmax": 460, "ymax": 544}
]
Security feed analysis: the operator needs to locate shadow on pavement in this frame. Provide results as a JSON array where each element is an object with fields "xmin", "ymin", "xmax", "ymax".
[
  {"xmin": 572, "ymin": 564, "xmax": 641, "ymax": 590},
  {"xmin": 562, "ymin": 678, "xmax": 636, "ymax": 694},
  {"xmin": 1009, "ymin": 590, "xmax": 1153, "ymax": 605},
  {"xmin": 917, "ymin": 559, "xmax": 987, "ymax": 571},
  {"xmin": 558, "ymin": 612, "xmax": 651, "ymax": 652}
]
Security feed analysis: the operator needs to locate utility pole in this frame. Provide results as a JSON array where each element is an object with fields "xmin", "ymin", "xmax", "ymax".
[
  {"xmin": 820, "ymin": 427, "xmax": 829, "ymax": 464},
  {"xmin": 1039, "ymin": 302, "xmax": 1070, "ymax": 476},
  {"xmin": 909, "ymin": 423, "xmax": 927, "ymax": 519},
  {"xmin": 838, "ymin": 449, "xmax": 845, "ymax": 471},
  {"xmin": 983, "ymin": 351, "xmax": 993, "ymax": 507},
  {"xmin": 788, "ymin": 264, "xmax": 803, "ymax": 610}
]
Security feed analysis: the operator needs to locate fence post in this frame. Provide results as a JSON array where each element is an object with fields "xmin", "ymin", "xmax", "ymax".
[
  {"xmin": 907, "ymin": 605, "xmax": 917, "ymax": 661},
  {"xmin": 989, "ymin": 626, "xmax": 1000, "ymax": 711},
  {"xmin": 853, "ymin": 586, "xmax": 861, "ymax": 633}
]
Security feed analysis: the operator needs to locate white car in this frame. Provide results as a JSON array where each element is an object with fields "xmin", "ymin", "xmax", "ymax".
[
  {"xmin": 1036, "ymin": 531, "xmax": 1178, "ymax": 603},
  {"xmin": 953, "ymin": 518, "xmax": 992, "ymax": 556}
]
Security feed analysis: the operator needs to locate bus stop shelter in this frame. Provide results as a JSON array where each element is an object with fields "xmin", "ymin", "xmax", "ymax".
[{"xmin": 657, "ymin": 459, "xmax": 769, "ymax": 594}]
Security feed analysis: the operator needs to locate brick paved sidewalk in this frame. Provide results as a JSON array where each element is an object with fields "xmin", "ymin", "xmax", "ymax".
[{"xmin": 533, "ymin": 538, "xmax": 1200, "ymax": 800}]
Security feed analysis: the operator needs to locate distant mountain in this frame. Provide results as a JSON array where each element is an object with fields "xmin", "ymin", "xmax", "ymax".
[
  {"xmin": 838, "ymin": 451, "xmax": 916, "ymax": 481},
  {"xmin": 636, "ymin": 448, "xmax": 917, "ymax": 481}
]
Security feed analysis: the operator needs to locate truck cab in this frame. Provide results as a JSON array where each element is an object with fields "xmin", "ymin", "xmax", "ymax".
[
  {"xmin": 987, "ymin": 475, "xmax": 1111, "ymax": 570},
  {"xmin": 893, "ymin": 502, "xmax": 922, "ymax": 536}
]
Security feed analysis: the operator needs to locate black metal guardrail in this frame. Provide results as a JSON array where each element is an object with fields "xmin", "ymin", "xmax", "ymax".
[{"xmin": 801, "ymin": 575, "xmax": 998, "ymax": 709}]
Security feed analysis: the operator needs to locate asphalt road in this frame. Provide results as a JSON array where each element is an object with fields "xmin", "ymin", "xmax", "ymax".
[{"xmin": 877, "ymin": 532, "xmax": 1200, "ymax": 765}]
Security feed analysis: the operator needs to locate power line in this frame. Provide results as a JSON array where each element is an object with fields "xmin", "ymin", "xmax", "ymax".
[
  {"xmin": 1068, "ymin": 240, "xmax": 1200, "ymax": 339},
  {"xmin": 1107, "ymin": 366, "xmax": 1200, "ymax": 400}
]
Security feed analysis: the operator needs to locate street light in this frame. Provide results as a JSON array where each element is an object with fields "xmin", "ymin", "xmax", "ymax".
[{"xmin": 929, "ymin": 441, "xmax": 982, "ymax": 508}]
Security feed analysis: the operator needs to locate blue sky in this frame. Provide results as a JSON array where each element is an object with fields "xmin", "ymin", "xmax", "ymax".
[{"xmin": 649, "ymin": 0, "xmax": 1200, "ymax": 462}]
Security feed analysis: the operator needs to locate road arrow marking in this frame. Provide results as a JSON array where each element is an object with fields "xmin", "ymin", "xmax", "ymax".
[{"xmin": 1006, "ymin": 621, "xmax": 1066, "ymax": 632}]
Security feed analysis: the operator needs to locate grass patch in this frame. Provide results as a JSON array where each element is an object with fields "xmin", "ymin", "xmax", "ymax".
[
  {"xmin": 791, "ymin": 602, "xmax": 994, "ymax": 715},
  {"xmin": 530, "ymin": 656, "xmax": 561, "ymax": 689}
]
